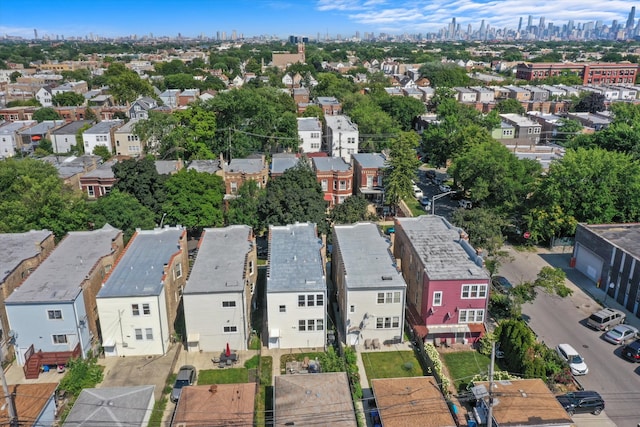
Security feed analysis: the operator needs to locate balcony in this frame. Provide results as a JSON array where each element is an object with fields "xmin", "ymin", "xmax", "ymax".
[{"xmin": 23, "ymin": 343, "xmax": 81, "ymax": 379}]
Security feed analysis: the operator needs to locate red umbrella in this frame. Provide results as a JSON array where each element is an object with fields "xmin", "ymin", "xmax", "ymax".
[
  {"xmin": 225, "ymin": 342, "xmax": 231, "ymax": 358},
  {"xmin": 31, "ymin": 135, "xmax": 42, "ymax": 141}
]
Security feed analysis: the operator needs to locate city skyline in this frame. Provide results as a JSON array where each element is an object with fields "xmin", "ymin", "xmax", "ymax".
[{"xmin": 1, "ymin": 0, "xmax": 639, "ymax": 41}]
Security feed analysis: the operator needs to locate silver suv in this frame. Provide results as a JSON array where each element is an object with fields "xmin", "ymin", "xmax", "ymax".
[{"xmin": 586, "ymin": 308, "xmax": 625, "ymax": 331}]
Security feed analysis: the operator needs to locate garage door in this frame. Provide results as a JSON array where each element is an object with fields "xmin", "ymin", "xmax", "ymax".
[{"xmin": 574, "ymin": 243, "xmax": 604, "ymax": 283}]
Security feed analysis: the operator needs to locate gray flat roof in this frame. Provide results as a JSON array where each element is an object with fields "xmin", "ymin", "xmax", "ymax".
[
  {"xmin": 271, "ymin": 155, "xmax": 300, "ymax": 175},
  {"xmin": 186, "ymin": 226, "xmax": 252, "ymax": 294},
  {"xmin": 63, "ymin": 386, "xmax": 154, "ymax": 427},
  {"xmin": 333, "ymin": 223, "xmax": 406, "ymax": 290},
  {"xmin": 297, "ymin": 117, "xmax": 321, "ymax": 132},
  {"xmin": 352, "ymin": 153, "xmax": 386, "ymax": 169},
  {"xmin": 6, "ymin": 225, "xmax": 121, "ymax": 304},
  {"xmin": 583, "ymin": 223, "xmax": 640, "ymax": 260},
  {"xmin": 316, "ymin": 96, "xmax": 340, "ymax": 105},
  {"xmin": 226, "ymin": 158, "xmax": 265, "ymax": 174},
  {"xmin": 84, "ymin": 120, "xmax": 122, "ymax": 134},
  {"xmin": 51, "ymin": 120, "xmax": 92, "ymax": 135},
  {"xmin": 267, "ymin": 223, "xmax": 325, "ymax": 293},
  {"xmin": 19, "ymin": 120, "xmax": 64, "ymax": 135},
  {"xmin": 0, "ymin": 121, "xmax": 36, "ymax": 134},
  {"xmin": 312, "ymin": 156, "xmax": 351, "ymax": 172},
  {"xmin": 155, "ymin": 160, "xmax": 181, "ymax": 175},
  {"xmin": 97, "ymin": 227, "xmax": 184, "ymax": 298},
  {"xmin": 187, "ymin": 160, "xmax": 221, "ymax": 174},
  {"xmin": 113, "ymin": 118, "xmax": 140, "ymax": 133},
  {"xmin": 0, "ymin": 230, "xmax": 53, "ymax": 284},
  {"xmin": 325, "ymin": 115, "xmax": 358, "ymax": 132},
  {"xmin": 396, "ymin": 216, "xmax": 488, "ymax": 281},
  {"xmin": 82, "ymin": 159, "xmax": 116, "ymax": 179}
]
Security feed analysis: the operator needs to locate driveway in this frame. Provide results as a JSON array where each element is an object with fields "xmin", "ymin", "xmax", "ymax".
[{"xmin": 499, "ymin": 245, "xmax": 640, "ymax": 427}]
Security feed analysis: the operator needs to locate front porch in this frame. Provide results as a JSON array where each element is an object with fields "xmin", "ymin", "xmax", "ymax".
[{"xmin": 23, "ymin": 343, "xmax": 81, "ymax": 379}]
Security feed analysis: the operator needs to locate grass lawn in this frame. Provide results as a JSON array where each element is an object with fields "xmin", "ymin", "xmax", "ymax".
[
  {"xmin": 255, "ymin": 356, "xmax": 272, "ymax": 427},
  {"xmin": 198, "ymin": 368, "xmax": 249, "ymax": 385},
  {"xmin": 362, "ymin": 351, "xmax": 424, "ymax": 380},
  {"xmin": 404, "ymin": 197, "xmax": 427, "ymax": 217},
  {"xmin": 441, "ymin": 351, "xmax": 491, "ymax": 391},
  {"xmin": 280, "ymin": 352, "xmax": 324, "ymax": 373}
]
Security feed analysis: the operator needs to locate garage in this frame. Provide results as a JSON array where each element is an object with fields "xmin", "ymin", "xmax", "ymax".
[{"xmin": 574, "ymin": 243, "xmax": 604, "ymax": 283}]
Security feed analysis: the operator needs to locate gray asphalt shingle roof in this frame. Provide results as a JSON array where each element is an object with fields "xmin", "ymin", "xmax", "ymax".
[
  {"xmin": 0, "ymin": 230, "xmax": 53, "ymax": 284},
  {"xmin": 351, "ymin": 153, "xmax": 387, "ymax": 169}
]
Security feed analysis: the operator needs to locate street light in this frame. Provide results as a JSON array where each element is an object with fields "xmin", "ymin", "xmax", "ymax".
[
  {"xmin": 431, "ymin": 190, "xmax": 458, "ymax": 215},
  {"xmin": 603, "ymin": 282, "xmax": 615, "ymax": 305}
]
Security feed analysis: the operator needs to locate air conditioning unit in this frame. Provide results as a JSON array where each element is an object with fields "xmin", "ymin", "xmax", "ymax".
[{"xmin": 122, "ymin": 342, "xmax": 129, "ymax": 348}]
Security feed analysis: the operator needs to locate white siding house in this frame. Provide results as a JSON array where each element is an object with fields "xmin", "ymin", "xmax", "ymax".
[
  {"xmin": 96, "ymin": 227, "xmax": 187, "ymax": 357},
  {"xmin": 0, "ymin": 120, "xmax": 35, "ymax": 158},
  {"xmin": 332, "ymin": 223, "xmax": 406, "ymax": 346},
  {"xmin": 267, "ymin": 223, "xmax": 326, "ymax": 349},
  {"xmin": 82, "ymin": 120, "xmax": 122, "ymax": 155},
  {"xmin": 297, "ymin": 117, "xmax": 322, "ymax": 153},
  {"xmin": 324, "ymin": 115, "xmax": 359, "ymax": 163},
  {"xmin": 183, "ymin": 225, "xmax": 257, "ymax": 352}
]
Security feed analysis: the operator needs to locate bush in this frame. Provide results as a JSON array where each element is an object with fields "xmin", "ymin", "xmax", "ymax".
[{"xmin": 424, "ymin": 343, "xmax": 450, "ymax": 393}]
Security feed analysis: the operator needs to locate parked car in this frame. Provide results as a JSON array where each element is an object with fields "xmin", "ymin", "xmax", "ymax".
[
  {"xmin": 586, "ymin": 307, "xmax": 625, "ymax": 331},
  {"xmin": 491, "ymin": 276, "xmax": 513, "ymax": 293},
  {"xmin": 413, "ymin": 187, "xmax": 424, "ymax": 199},
  {"xmin": 556, "ymin": 343, "xmax": 589, "ymax": 375},
  {"xmin": 603, "ymin": 324, "xmax": 639, "ymax": 345},
  {"xmin": 425, "ymin": 170, "xmax": 436, "ymax": 180},
  {"xmin": 458, "ymin": 199, "xmax": 472, "ymax": 209},
  {"xmin": 438, "ymin": 184, "xmax": 451, "ymax": 193},
  {"xmin": 420, "ymin": 196, "xmax": 432, "ymax": 207},
  {"xmin": 621, "ymin": 339, "xmax": 640, "ymax": 362},
  {"xmin": 171, "ymin": 365, "xmax": 196, "ymax": 402},
  {"xmin": 556, "ymin": 391, "xmax": 604, "ymax": 416}
]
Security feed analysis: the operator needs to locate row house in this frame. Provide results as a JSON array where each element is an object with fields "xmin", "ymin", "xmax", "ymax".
[
  {"xmin": 394, "ymin": 216, "xmax": 489, "ymax": 345},
  {"xmin": 312, "ymin": 157, "xmax": 353, "ymax": 207},
  {"xmin": 54, "ymin": 105, "xmax": 92, "ymax": 121},
  {"xmin": 0, "ymin": 106, "xmax": 36, "ymax": 122},
  {"xmin": 178, "ymin": 89, "xmax": 200, "ymax": 106},
  {"xmin": 282, "ymin": 72, "xmax": 303, "ymax": 88},
  {"xmin": 41, "ymin": 154, "xmax": 101, "ymax": 189},
  {"xmin": 324, "ymin": 115, "xmax": 359, "ymax": 163},
  {"xmin": 184, "ymin": 225, "xmax": 257, "ymax": 353},
  {"xmin": 566, "ymin": 112, "xmax": 612, "ymax": 131},
  {"xmin": 0, "ymin": 230, "xmax": 55, "ymax": 361},
  {"xmin": 114, "ymin": 118, "xmax": 143, "ymax": 156},
  {"xmin": 0, "ymin": 120, "xmax": 36, "ymax": 158},
  {"xmin": 172, "ymin": 383, "xmax": 255, "ymax": 426},
  {"xmin": 51, "ymin": 80, "xmax": 89, "ymax": 96},
  {"xmin": 35, "ymin": 86, "xmax": 53, "ymax": 107},
  {"xmin": 18, "ymin": 120, "xmax": 65, "ymax": 153},
  {"xmin": 491, "ymin": 121, "xmax": 516, "ymax": 140},
  {"xmin": 453, "ymin": 87, "xmax": 477, "ymax": 103},
  {"xmin": 527, "ymin": 112, "xmax": 566, "ymax": 143},
  {"xmin": 270, "ymin": 153, "xmax": 301, "ymax": 178},
  {"xmin": 223, "ymin": 155, "xmax": 269, "ymax": 196},
  {"xmin": 80, "ymin": 159, "xmax": 117, "ymax": 199},
  {"xmin": 186, "ymin": 159, "xmax": 222, "ymax": 175},
  {"xmin": 469, "ymin": 86, "xmax": 495, "ymax": 103},
  {"xmin": 6, "ymin": 225, "xmax": 124, "ymax": 378},
  {"xmin": 297, "ymin": 117, "xmax": 322, "ymax": 153},
  {"xmin": 50, "ymin": 120, "xmax": 92, "ymax": 154},
  {"xmin": 316, "ymin": 96, "xmax": 342, "ymax": 116},
  {"xmin": 499, "ymin": 113, "xmax": 542, "ymax": 144},
  {"xmin": 292, "ymin": 87, "xmax": 310, "ymax": 104},
  {"xmin": 516, "ymin": 62, "xmax": 638, "ymax": 85},
  {"xmin": 159, "ymin": 89, "xmax": 180, "ymax": 108},
  {"xmin": 524, "ymin": 85, "xmax": 549, "ymax": 102},
  {"xmin": 539, "ymin": 84, "xmax": 567, "ymax": 98},
  {"xmin": 97, "ymin": 227, "xmax": 188, "ymax": 357},
  {"xmin": 83, "ymin": 119, "xmax": 123, "ymax": 155},
  {"xmin": 267, "ymin": 222, "xmax": 326, "ymax": 350},
  {"xmin": 504, "ymin": 85, "xmax": 531, "ymax": 102},
  {"xmin": 351, "ymin": 152, "xmax": 386, "ymax": 205},
  {"xmin": 402, "ymin": 87, "xmax": 423, "ymax": 100},
  {"xmin": 332, "ymin": 223, "xmax": 407, "ymax": 346}
]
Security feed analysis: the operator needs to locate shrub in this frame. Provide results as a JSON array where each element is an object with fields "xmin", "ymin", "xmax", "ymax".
[{"xmin": 424, "ymin": 342, "xmax": 450, "ymax": 393}]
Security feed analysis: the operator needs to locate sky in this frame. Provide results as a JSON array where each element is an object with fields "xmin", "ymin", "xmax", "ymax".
[{"xmin": 0, "ymin": 0, "xmax": 638, "ymax": 39}]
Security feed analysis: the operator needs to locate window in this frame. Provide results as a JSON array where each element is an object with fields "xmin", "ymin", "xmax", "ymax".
[
  {"xmin": 145, "ymin": 328, "xmax": 153, "ymax": 340},
  {"xmin": 132, "ymin": 304, "xmax": 140, "ymax": 316},
  {"xmin": 174, "ymin": 263, "xmax": 182, "ymax": 279},
  {"xmin": 141, "ymin": 303, "xmax": 150, "ymax": 315},
  {"xmin": 308, "ymin": 319, "xmax": 315, "ymax": 330},
  {"xmin": 316, "ymin": 319, "xmax": 324, "ymax": 330},
  {"xmin": 433, "ymin": 291, "xmax": 442, "ymax": 306},
  {"xmin": 299, "ymin": 320, "xmax": 306, "ymax": 331},
  {"xmin": 53, "ymin": 334, "xmax": 67, "ymax": 344},
  {"xmin": 393, "ymin": 291, "xmax": 401, "ymax": 303},
  {"xmin": 376, "ymin": 317, "xmax": 383, "ymax": 329},
  {"xmin": 461, "ymin": 284, "xmax": 487, "ymax": 299},
  {"xmin": 459, "ymin": 309, "xmax": 485, "ymax": 323},
  {"xmin": 222, "ymin": 301, "xmax": 236, "ymax": 308},
  {"xmin": 48, "ymin": 310, "xmax": 62, "ymax": 320},
  {"xmin": 339, "ymin": 180, "xmax": 347, "ymax": 190},
  {"xmin": 350, "ymin": 305, "xmax": 355, "ymax": 313},
  {"xmin": 298, "ymin": 295, "xmax": 305, "ymax": 307},
  {"xmin": 316, "ymin": 294, "xmax": 323, "ymax": 306},
  {"xmin": 224, "ymin": 326, "xmax": 238, "ymax": 333},
  {"xmin": 385, "ymin": 292, "xmax": 393, "ymax": 303},
  {"xmin": 392, "ymin": 316, "xmax": 400, "ymax": 328},
  {"xmin": 307, "ymin": 294, "xmax": 315, "ymax": 307},
  {"xmin": 87, "ymin": 186, "xmax": 94, "ymax": 197},
  {"xmin": 321, "ymin": 179, "xmax": 328, "ymax": 191},
  {"xmin": 135, "ymin": 328, "xmax": 143, "ymax": 340},
  {"xmin": 279, "ymin": 305, "xmax": 286, "ymax": 312},
  {"xmin": 249, "ymin": 260, "xmax": 254, "ymax": 275}
]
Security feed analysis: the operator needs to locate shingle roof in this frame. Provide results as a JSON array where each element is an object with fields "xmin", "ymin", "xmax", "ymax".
[
  {"xmin": 0, "ymin": 230, "xmax": 52, "ymax": 284},
  {"xmin": 63, "ymin": 386, "xmax": 155, "ymax": 427}
]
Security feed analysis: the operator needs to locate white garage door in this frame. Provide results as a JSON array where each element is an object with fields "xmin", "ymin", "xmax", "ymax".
[{"xmin": 575, "ymin": 243, "xmax": 604, "ymax": 283}]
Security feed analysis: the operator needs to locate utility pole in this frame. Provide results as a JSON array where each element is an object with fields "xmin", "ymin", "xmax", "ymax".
[{"xmin": 487, "ymin": 341, "xmax": 495, "ymax": 427}]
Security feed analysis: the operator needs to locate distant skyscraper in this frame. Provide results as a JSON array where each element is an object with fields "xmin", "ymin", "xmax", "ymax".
[
  {"xmin": 33, "ymin": 29, "xmax": 38, "ymax": 40},
  {"xmin": 627, "ymin": 6, "xmax": 636, "ymax": 29},
  {"xmin": 518, "ymin": 17, "xmax": 523, "ymax": 32},
  {"xmin": 527, "ymin": 15, "xmax": 533, "ymax": 31}
]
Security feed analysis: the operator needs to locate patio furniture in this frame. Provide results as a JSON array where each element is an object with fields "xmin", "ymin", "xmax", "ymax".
[
  {"xmin": 372, "ymin": 338, "xmax": 381, "ymax": 349},
  {"xmin": 364, "ymin": 339, "xmax": 372, "ymax": 350}
]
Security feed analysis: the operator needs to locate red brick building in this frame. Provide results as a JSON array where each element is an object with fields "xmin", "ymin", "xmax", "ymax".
[
  {"xmin": 312, "ymin": 156, "xmax": 353, "ymax": 207},
  {"xmin": 516, "ymin": 62, "xmax": 638, "ymax": 85}
]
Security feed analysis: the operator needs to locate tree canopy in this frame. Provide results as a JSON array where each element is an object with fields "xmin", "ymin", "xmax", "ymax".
[
  {"xmin": 33, "ymin": 107, "xmax": 62, "ymax": 122},
  {"xmin": 89, "ymin": 189, "xmax": 155, "ymax": 243},
  {"xmin": 418, "ymin": 62, "xmax": 470, "ymax": 87},
  {"xmin": 383, "ymin": 131, "xmax": 421, "ymax": 207},
  {"xmin": 52, "ymin": 91, "xmax": 85, "ymax": 107},
  {"xmin": 112, "ymin": 157, "xmax": 167, "ymax": 218}
]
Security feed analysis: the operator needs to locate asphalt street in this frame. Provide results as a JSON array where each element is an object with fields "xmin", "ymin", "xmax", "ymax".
[{"xmin": 499, "ymin": 245, "xmax": 640, "ymax": 427}]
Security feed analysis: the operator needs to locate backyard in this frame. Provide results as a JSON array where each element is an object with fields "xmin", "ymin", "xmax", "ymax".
[
  {"xmin": 441, "ymin": 351, "xmax": 491, "ymax": 392},
  {"xmin": 361, "ymin": 350, "xmax": 424, "ymax": 380}
]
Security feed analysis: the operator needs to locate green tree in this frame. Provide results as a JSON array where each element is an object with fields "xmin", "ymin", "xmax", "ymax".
[
  {"xmin": 302, "ymin": 105, "xmax": 324, "ymax": 121},
  {"xmin": 347, "ymin": 97, "xmax": 399, "ymax": 151},
  {"xmin": 329, "ymin": 195, "xmax": 376, "ymax": 225},
  {"xmin": 105, "ymin": 62, "xmax": 155, "ymax": 104},
  {"xmin": 52, "ymin": 91, "xmax": 86, "ymax": 106},
  {"xmin": 112, "ymin": 157, "xmax": 167, "ymax": 217},
  {"xmin": 495, "ymin": 98, "xmax": 525, "ymax": 115},
  {"xmin": 133, "ymin": 111, "xmax": 179, "ymax": 156},
  {"xmin": 93, "ymin": 145, "xmax": 112, "ymax": 162},
  {"xmin": 162, "ymin": 169, "xmax": 225, "ymax": 230},
  {"xmin": 89, "ymin": 189, "xmax": 155, "ymax": 243},
  {"xmin": 226, "ymin": 180, "xmax": 264, "ymax": 231},
  {"xmin": 450, "ymin": 207, "xmax": 506, "ymax": 255},
  {"xmin": 383, "ymin": 131, "xmax": 421, "ymax": 208},
  {"xmin": 376, "ymin": 95, "xmax": 426, "ymax": 131},
  {"xmin": 418, "ymin": 62, "xmax": 470, "ymax": 87},
  {"xmin": 33, "ymin": 107, "xmax": 62, "ymax": 122},
  {"xmin": 9, "ymin": 71, "xmax": 21, "ymax": 83},
  {"xmin": 0, "ymin": 158, "xmax": 89, "ymax": 238},
  {"xmin": 555, "ymin": 118, "xmax": 583, "ymax": 143},
  {"xmin": 6, "ymin": 99, "xmax": 41, "ymax": 107},
  {"xmin": 259, "ymin": 163, "xmax": 328, "ymax": 235},
  {"xmin": 37, "ymin": 138, "xmax": 53, "ymax": 154}
]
